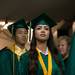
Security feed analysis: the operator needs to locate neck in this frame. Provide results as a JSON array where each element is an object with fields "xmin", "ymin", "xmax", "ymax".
[
  {"xmin": 36, "ymin": 40, "xmax": 47, "ymax": 52},
  {"xmin": 16, "ymin": 43, "xmax": 25, "ymax": 49}
]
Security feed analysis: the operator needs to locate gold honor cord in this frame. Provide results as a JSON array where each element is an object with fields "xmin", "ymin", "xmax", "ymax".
[{"xmin": 36, "ymin": 48, "xmax": 52, "ymax": 75}]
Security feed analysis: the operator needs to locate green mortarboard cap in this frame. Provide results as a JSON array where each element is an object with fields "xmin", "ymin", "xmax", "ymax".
[
  {"xmin": 27, "ymin": 13, "xmax": 56, "ymax": 29},
  {"xmin": 8, "ymin": 18, "xmax": 28, "ymax": 36}
]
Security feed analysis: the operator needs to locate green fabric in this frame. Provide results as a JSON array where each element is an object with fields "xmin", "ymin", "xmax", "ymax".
[
  {"xmin": 8, "ymin": 18, "xmax": 28, "ymax": 36},
  {"xmin": 0, "ymin": 47, "xmax": 26, "ymax": 75},
  {"xmin": 65, "ymin": 32, "xmax": 75, "ymax": 75},
  {"xmin": 27, "ymin": 13, "xmax": 56, "ymax": 29},
  {"xmin": 37, "ymin": 53, "xmax": 48, "ymax": 75},
  {"xmin": 0, "ymin": 47, "xmax": 18, "ymax": 75},
  {"xmin": 57, "ymin": 51, "xmax": 65, "ymax": 73},
  {"xmin": 21, "ymin": 51, "xmax": 64, "ymax": 75},
  {"xmin": 0, "ymin": 47, "xmax": 65, "ymax": 75},
  {"xmin": 40, "ymin": 53, "xmax": 48, "ymax": 70},
  {"xmin": 64, "ymin": 58, "xmax": 69, "ymax": 75}
]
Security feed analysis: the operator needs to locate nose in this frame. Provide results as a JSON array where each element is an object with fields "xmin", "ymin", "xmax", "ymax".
[
  {"xmin": 40, "ymin": 28, "xmax": 45, "ymax": 33},
  {"xmin": 41, "ymin": 30, "xmax": 45, "ymax": 33},
  {"xmin": 21, "ymin": 34, "xmax": 26, "ymax": 37}
]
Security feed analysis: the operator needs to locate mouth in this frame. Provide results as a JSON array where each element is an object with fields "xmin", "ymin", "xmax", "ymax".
[
  {"xmin": 20, "ymin": 37, "xmax": 26, "ymax": 41},
  {"xmin": 40, "ymin": 34, "xmax": 46, "ymax": 37}
]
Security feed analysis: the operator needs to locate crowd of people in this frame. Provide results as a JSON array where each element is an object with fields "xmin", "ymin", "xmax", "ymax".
[{"xmin": 0, "ymin": 13, "xmax": 75, "ymax": 75}]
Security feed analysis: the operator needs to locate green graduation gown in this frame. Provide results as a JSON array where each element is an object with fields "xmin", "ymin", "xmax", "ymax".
[
  {"xmin": 21, "ymin": 51, "xmax": 65, "ymax": 75},
  {"xmin": 0, "ymin": 47, "xmax": 26, "ymax": 75},
  {"xmin": 64, "ymin": 57, "xmax": 69, "ymax": 75},
  {"xmin": 65, "ymin": 32, "xmax": 75, "ymax": 75}
]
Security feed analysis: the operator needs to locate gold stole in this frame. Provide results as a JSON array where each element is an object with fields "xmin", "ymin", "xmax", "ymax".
[
  {"xmin": 14, "ymin": 45, "xmax": 26, "ymax": 59},
  {"xmin": 8, "ymin": 44, "xmax": 26, "ymax": 60},
  {"xmin": 36, "ymin": 48, "xmax": 52, "ymax": 75},
  {"xmin": 8, "ymin": 43, "xmax": 26, "ymax": 75}
]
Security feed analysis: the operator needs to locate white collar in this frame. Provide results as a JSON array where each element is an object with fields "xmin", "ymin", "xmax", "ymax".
[{"xmin": 37, "ymin": 47, "xmax": 48, "ymax": 55}]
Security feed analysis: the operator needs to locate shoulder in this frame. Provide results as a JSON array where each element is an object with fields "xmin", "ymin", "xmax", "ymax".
[
  {"xmin": 0, "ymin": 47, "xmax": 13, "ymax": 57},
  {"xmin": 0, "ymin": 47, "xmax": 11, "ymax": 52}
]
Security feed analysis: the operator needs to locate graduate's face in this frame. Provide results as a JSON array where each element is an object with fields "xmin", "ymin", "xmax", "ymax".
[
  {"xmin": 15, "ymin": 28, "xmax": 28, "ymax": 45},
  {"xmin": 34, "ymin": 25, "xmax": 50, "ymax": 41},
  {"xmin": 57, "ymin": 39, "xmax": 69, "ymax": 57}
]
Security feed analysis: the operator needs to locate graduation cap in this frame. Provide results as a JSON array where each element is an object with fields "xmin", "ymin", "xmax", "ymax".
[
  {"xmin": 8, "ymin": 18, "xmax": 28, "ymax": 36},
  {"xmin": 27, "ymin": 13, "xmax": 56, "ymax": 29}
]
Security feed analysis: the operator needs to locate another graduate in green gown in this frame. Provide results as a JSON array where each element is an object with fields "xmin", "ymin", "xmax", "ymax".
[
  {"xmin": 0, "ymin": 19, "xmax": 28, "ymax": 75},
  {"xmin": 57, "ymin": 36, "xmax": 71, "ymax": 75},
  {"xmin": 65, "ymin": 32, "xmax": 75, "ymax": 75},
  {"xmin": 21, "ymin": 13, "xmax": 65, "ymax": 75}
]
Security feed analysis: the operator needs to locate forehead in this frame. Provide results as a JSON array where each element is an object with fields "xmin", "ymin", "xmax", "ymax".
[
  {"xmin": 16, "ymin": 28, "xmax": 28, "ymax": 32},
  {"xmin": 59, "ymin": 39, "xmax": 68, "ymax": 44},
  {"xmin": 36, "ymin": 25, "xmax": 49, "ymax": 27}
]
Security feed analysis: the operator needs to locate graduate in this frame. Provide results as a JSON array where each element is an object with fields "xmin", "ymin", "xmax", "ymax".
[
  {"xmin": 21, "ymin": 13, "xmax": 65, "ymax": 75},
  {"xmin": 57, "ymin": 36, "xmax": 71, "ymax": 75},
  {"xmin": 65, "ymin": 32, "xmax": 75, "ymax": 75},
  {"xmin": 0, "ymin": 18, "xmax": 28, "ymax": 75}
]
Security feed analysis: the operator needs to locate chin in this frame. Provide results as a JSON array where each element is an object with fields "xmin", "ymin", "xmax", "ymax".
[{"xmin": 38, "ymin": 39, "xmax": 47, "ymax": 42}]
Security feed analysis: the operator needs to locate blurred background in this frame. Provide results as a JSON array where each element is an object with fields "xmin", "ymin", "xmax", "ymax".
[{"xmin": 0, "ymin": 0, "xmax": 75, "ymax": 49}]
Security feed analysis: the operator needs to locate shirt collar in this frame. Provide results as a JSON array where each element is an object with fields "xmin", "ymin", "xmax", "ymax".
[{"xmin": 37, "ymin": 47, "xmax": 48, "ymax": 55}]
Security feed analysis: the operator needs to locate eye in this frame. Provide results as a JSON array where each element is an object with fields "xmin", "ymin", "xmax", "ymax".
[
  {"xmin": 25, "ymin": 32, "xmax": 28, "ymax": 34},
  {"xmin": 45, "ymin": 28, "xmax": 49, "ymax": 30},
  {"xmin": 44, "ymin": 27, "xmax": 49, "ymax": 30},
  {"xmin": 62, "ymin": 44, "xmax": 64, "ymax": 46},
  {"xmin": 36, "ymin": 27, "xmax": 41, "ymax": 30},
  {"xmin": 24, "ymin": 31, "xmax": 28, "ymax": 34},
  {"xmin": 17, "ymin": 31, "xmax": 28, "ymax": 35}
]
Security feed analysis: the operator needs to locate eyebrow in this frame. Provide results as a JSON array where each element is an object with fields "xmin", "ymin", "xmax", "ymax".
[{"xmin": 37, "ymin": 25, "xmax": 49, "ymax": 27}]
